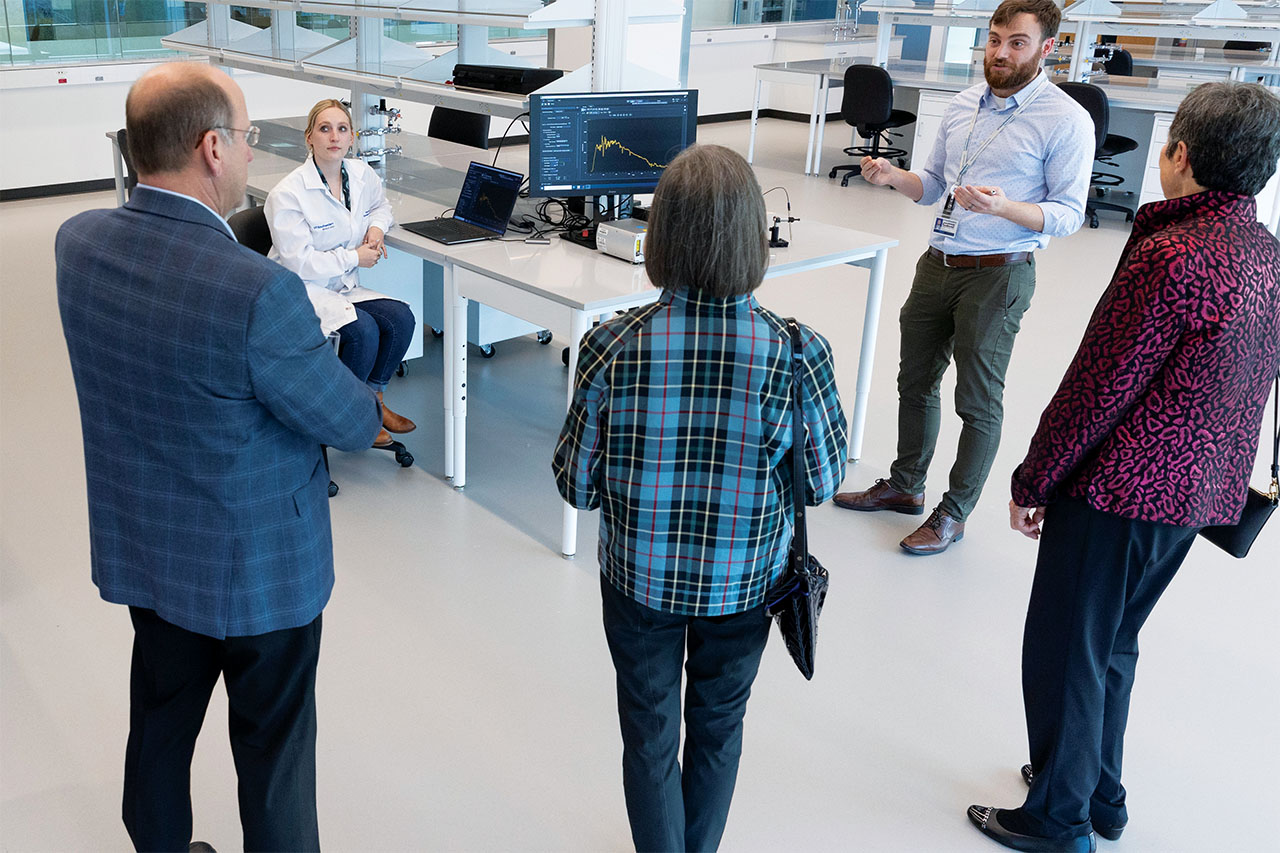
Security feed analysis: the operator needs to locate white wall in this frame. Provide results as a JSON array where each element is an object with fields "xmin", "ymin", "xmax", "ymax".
[
  {"xmin": 0, "ymin": 38, "xmax": 548, "ymax": 193},
  {"xmin": 0, "ymin": 63, "xmax": 337, "ymax": 191}
]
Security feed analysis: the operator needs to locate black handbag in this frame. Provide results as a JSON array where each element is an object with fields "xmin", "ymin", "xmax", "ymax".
[
  {"xmin": 1198, "ymin": 373, "xmax": 1279, "ymax": 559},
  {"xmin": 764, "ymin": 320, "xmax": 830, "ymax": 680}
]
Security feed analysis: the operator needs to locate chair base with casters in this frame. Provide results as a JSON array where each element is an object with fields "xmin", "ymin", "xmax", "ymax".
[
  {"xmin": 1085, "ymin": 132, "xmax": 1140, "ymax": 227},
  {"xmin": 829, "ymin": 125, "xmax": 913, "ymax": 187}
]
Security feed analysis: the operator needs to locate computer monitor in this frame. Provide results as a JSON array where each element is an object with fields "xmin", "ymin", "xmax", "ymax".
[{"xmin": 528, "ymin": 90, "xmax": 698, "ymax": 198}]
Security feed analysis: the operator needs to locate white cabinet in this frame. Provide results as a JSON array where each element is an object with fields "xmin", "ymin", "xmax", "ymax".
[{"xmin": 911, "ymin": 90, "xmax": 951, "ymax": 170}]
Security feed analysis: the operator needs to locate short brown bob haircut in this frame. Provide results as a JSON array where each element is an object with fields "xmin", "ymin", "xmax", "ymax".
[
  {"xmin": 644, "ymin": 144, "xmax": 769, "ymax": 299},
  {"xmin": 989, "ymin": 0, "xmax": 1061, "ymax": 41}
]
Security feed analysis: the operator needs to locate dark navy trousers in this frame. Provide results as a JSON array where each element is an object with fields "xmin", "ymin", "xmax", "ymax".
[
  {"xmin": 123, "ymin": 607, "xmax": 322, "ymax": 852},
  {"xmin": 1015, "ymin": 498, "xmax": 1198, "ymax": 839},
  {"xmin": 600, "ymin": 575, "xmax": 771, "ymax": 853}
]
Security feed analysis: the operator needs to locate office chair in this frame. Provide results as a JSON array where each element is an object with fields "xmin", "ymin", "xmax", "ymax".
[
  {"xmin": 1058, "ymin": 82, "xmax": 1139, "ymax": 228},
  {"xmin": 828, "ymin": 64, "xmax": 917, "ymax": 187},
  {"xmin": 427, "ymin": 106, "xmax": 491, "ymax": 149},
  {"xmin": 226, "ymin": 206, "xmax": 414, "ymax": 495},
  {"xmin": 116, "ymin": 127, "xmax": 139, "ymax": 201},
  {"xmin": 1103, "ymin": 47, "xmax": 1133, "ymax": 77}
]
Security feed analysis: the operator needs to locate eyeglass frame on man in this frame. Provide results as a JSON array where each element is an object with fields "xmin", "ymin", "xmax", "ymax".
[{"xmin": 211, "ymin": 125, "xmax": 261, "ymax": 147}]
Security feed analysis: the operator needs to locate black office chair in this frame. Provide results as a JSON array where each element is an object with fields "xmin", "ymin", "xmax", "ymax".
[
  {"xmin": 828, "ymin": 65, "xmax": 917, "ymax": 187},
  {"xmin": 226, "ymin": 206, "xmax": 414, "ymax": 494},
  {"xmin": 428, "ymin": 106, "xmax": 490, "ymax": 149},
  {"xmin": 1058, "ymin": 82, "xmax": 1139, "ymax": 228},
  {"xmin": 1103, "ymin": 47, "xmax": 1133, "ymax": 77},
  {"xmin": 228, "ymin": 205, "xmax": 272, "ymax": 255},
  {"xmin": 116, "ymin": 127, "xmax": 139, "ymax": 201}
]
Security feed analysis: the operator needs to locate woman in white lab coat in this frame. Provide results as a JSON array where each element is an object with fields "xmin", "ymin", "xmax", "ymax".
[{"xmin": 265, "ymin": 98, "xmax": 417, "ymax": 445}]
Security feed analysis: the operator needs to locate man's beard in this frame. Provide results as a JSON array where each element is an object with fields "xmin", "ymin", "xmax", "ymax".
[{"xmin": 984, "ymin": 51, "xmax": 1041, "ymax": 91}]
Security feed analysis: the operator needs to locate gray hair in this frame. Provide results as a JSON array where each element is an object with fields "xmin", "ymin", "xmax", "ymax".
[
  {"xmin": 645, "ymin": 144, "xmax": 769, "ymax": 299},
  {"xmin": 1166, "ymin": 82, "xmax": 1280, "ymax": 197},
  {"xmin": 125, "ymin": 68, "xmax": 233, "ymax": 175}
]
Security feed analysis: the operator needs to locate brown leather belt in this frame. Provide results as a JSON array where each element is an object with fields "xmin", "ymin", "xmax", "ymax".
[{"xmin": 928, "ymin": 247, "xmax": 1032, "ymax": 269}]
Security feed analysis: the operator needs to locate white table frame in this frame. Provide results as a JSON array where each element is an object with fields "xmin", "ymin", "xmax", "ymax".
[{"xmin": 410, "ymin": 219, "xmax": 898, "ymax": 557}]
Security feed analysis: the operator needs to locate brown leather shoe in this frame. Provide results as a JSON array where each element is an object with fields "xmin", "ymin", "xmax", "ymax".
[
  {"xmin": 900, "ymin": 509, "xmax": 965, "ymax": 555},
  {"xmin": 377, "ymin": 391, "xmax": 416, "ymax": 434},
  {"xmin": 372, "ymin": 427, "xmax": 395, "ymax": 448},
  {"xmin": 832, "ymin": 478, "xmax": 925, "ymax": 514}
]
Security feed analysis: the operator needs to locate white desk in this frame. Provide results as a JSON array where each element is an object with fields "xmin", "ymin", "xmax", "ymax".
[
  {"xmin": 396, "ymin": 208, "xmax": 898, "ymax": 556},
  {"xmin": 119, "ymin": 127, "xmax": 900, "ymax": 558}
]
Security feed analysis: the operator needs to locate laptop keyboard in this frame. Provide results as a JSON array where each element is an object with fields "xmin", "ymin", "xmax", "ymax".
[{"xmin": 428, "ymin": 218, "xmax": 493, "ymax": 240}]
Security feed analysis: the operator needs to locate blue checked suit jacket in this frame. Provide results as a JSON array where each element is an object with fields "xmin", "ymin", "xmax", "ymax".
[{"xmin": 56, "ymin": 187, "xmax": 382, "ymax": 639}]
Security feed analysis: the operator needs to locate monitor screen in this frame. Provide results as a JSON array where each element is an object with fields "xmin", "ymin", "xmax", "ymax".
[
  {"xmin": 528, "ymin": 90, "xmax": 698, "ymax": 198},
  {"xmin": 455, "ymin": 161, "xmax": 523, "ymax": 232}
]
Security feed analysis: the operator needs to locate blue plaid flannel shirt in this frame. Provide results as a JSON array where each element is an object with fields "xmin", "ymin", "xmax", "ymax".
[{"xmin": 553, "ymin": 287, "xmax": 848, "ymax": 616}]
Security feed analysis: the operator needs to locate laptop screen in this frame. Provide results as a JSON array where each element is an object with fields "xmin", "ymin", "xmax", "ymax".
[{"xmin": 454, "ymin": 162, "xmax": 523, "ymax": 233}]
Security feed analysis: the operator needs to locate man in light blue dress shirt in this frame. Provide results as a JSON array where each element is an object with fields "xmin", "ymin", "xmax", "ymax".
[{"xmin": 834, "ymin": 0, "xmax": 1094, "ymax": 558}]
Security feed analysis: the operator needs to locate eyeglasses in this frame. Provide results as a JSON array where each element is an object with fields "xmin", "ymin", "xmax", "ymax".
[{"xmin": 213, "ymin": 125, "xmax": 261, "ymax": 147}]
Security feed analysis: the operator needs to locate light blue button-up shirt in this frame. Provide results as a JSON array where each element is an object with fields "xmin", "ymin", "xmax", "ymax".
[{"xmin": 914, "ymin": 71, "xmax": 1095, "ymax": 255}]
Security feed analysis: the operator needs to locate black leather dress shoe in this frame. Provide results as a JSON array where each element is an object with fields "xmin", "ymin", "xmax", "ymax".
[
  {"xmin": 1018, "ymin": 766, "xmax": 1126, "ymax": 841},
  {"xmin": 967, "ymin": 805, "xmax": 1096, "ymax": 853}
]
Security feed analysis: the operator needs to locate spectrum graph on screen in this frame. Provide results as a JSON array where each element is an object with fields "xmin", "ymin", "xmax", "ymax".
[{"xmin": 528, "ymin": 90, "xmax": 698, "ymax": 197}]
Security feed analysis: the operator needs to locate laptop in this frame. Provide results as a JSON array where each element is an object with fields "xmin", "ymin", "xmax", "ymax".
[{"xmin": 401, "ymin": 162, "xmax": 523, "ymax": 245}]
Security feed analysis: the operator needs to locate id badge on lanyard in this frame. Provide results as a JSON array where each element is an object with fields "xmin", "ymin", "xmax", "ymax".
[{"xmin": 933, "ymin": 192, "xmax": 960, "ymax": 238}]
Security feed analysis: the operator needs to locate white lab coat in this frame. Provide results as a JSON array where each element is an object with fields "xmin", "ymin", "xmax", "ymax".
[{"xmin": 265, "ymin": 157, "xmax": 399, "ymax": 335}]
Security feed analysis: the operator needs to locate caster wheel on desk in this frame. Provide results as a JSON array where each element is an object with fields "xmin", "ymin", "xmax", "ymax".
[
  {"xmin": 828, "ymin": 168, "xmax": 838, "ymax": 179},
  {"xmin": 840, "ymin": 176, "xmax": 852, "ymax": 187},
  {"xmin": 479, "ymin": 344, "xmax": 496, "ymax": 358},
  {"xmin": 536, "ymin": 330, "xmax": 553, "ymax": 345},
  {"xmin": 1089, "ymin": 215, "xmax": 1099, "ymax": 229},
  {"xmin": 431, "ymin": 327, "xmax": 443, "ymax": 338},
  {"xmin": 328, "ymin": 481, "xmax": 339, "ymax": 498},
  {"xmin": 896, "ymin": 158, "xmax": 907, "ymax": 168},
  {"xmin": 395, "ymin": 361, "xmax": 406, "ymax": 378}
]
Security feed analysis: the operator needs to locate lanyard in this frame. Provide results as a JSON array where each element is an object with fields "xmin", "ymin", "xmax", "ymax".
[
  {"xmin": 953, "ymin": 76, "xmax": 1046, "ymax": 188},
  {"xmin": 314, "ymin": 159, "xmax": 351, "ymax": 211}
]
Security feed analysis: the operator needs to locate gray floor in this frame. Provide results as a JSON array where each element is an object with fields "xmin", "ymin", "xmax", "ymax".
[{"xmin": 2, "ymin": 119, "xmax": 1277, "ymax": 853}]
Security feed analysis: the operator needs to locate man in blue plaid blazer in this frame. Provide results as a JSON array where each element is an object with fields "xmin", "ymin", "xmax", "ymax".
[{"xmin": 56, "ymin": 63, "xmax": 380, "ymax": 852}]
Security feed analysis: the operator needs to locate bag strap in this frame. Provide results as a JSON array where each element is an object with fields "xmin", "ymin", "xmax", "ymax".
[
  {"xmin": 786, "ymin": 319, "xmax": 808, "ymax": 556},
  {"xmin": 1268, "ymin": 370, "xmax": 1279, "ymax": 502}
]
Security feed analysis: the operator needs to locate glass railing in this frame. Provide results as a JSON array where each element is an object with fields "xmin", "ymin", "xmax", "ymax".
[{"xmin": 1, "ymin": 2, "xmax": 537, "ymax": 67}]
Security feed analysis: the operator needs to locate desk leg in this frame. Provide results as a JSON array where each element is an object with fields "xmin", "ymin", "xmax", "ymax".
[
  {"xmin": 804, "ymin": 77, "xmax": 822, "ymax": 175},
  {"xmin": 450, "ymin": 271, "xmax": 469, "ymax": 490},
  {"xmin": 443, "ymin": 264, "xmax": 455, "ymax": 480},
  {"xmin": 814, "ymin": 75, "xmax": 830, "ymax": 178},
  {"xmin": 560, "ymin": 309, "xmax": 592, "ymax": 558},
  {"xmin": 748, "ymin": 74, "xmax": 763, "ymax": 164},
  {"xmin": 849, "ymin": 248, "xmax": 887, "ymax": 462},
  {"xmin": 1067, "ymin": 22, "xmax": 1089, "ymax": 82},
  {"xmin": 111, "ymin": 140, "xmax": 126, "ymax": 207}
]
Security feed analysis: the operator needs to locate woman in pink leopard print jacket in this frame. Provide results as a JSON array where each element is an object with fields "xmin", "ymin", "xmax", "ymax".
[{"xmin": 966, "ymin": 82, "xmax": 1280, "ymax": 853}]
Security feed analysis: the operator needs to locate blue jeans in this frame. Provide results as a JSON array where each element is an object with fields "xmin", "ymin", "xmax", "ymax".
[
  {"xmin": 337, "ymin": 299, "xmax": 415, "ymax": 391},
  {"xmin": 600, "ymin": 574, "xmax": 771, "ymax": 852}
]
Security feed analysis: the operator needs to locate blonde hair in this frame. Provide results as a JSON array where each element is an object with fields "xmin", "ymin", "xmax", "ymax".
[{"xmin": 304, "ymin": 99, "xmax": 353, "ymax": 152}]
